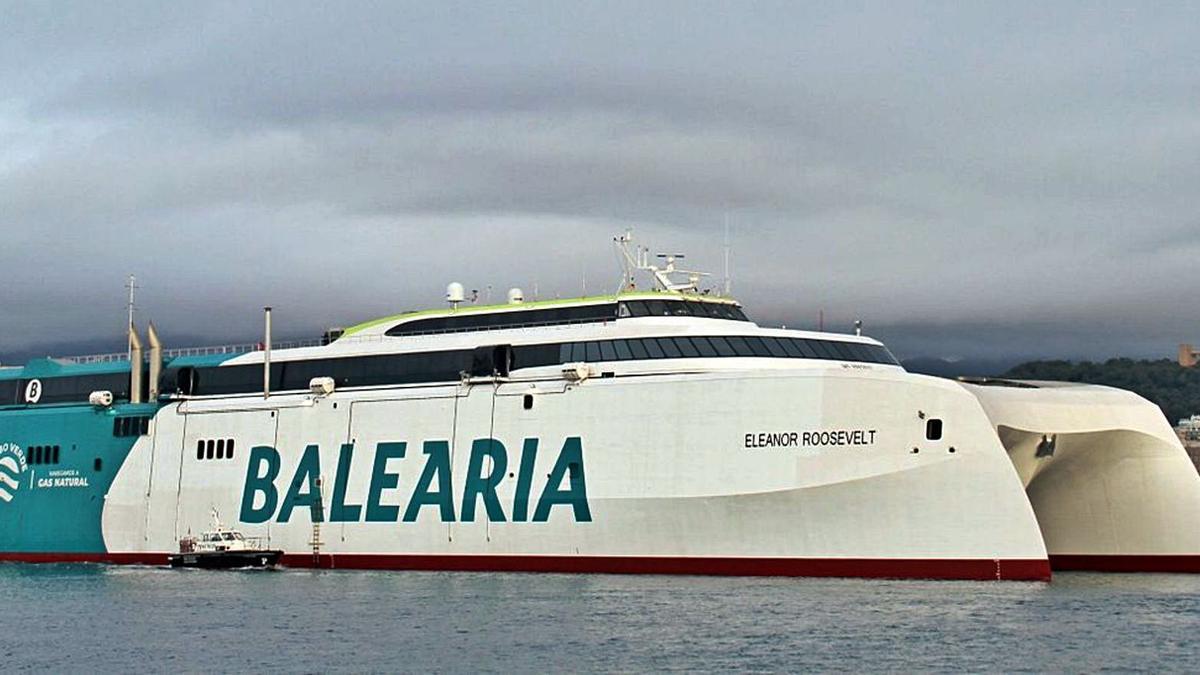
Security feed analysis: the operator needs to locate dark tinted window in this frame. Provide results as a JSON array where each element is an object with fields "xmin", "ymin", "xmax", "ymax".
[
  {"xmin": 673, "ymin": 337, "xmax": 700, "ymax": 358},
  {"xmin": 644, "ymin": 300, "xmax": 669, "ymax": 316},
  {"xmin": 6, "ymin": 372, "xmax": 131, "ymax": 406},
  {"xmin": 627, "ymin": 339, "xmax": 649, "ymax": 359},
  {"xmin": 624, "ymin": 302, "xmax": 650, "ymax": 317},
  {"xmin": 806, "ymin": 340, "xmax": 836, "ymax": 359},
  {"xmin": 793, "ymin": 340, "xmax": 820, "ymax": 358},
  {"xmin": 726, "ymin": 336, "xmax": 755, "ymax": 356},
  {"xmin": 614, "ymin": 340, "xmax": 633, "ymax": 360},
  {"xmin": 510, "ymin": 336, "xmax": 899, "ymax": 368},
  {"xmin": 387, "ymin": 303, "xmax": 618, "ymax": 336},
  {"xmin": 642, "ymin": 338, "xmax": 665, "ymax": 359},
  {"xmin": 659, "ymin": 338, "xmax": 682, "ymax": 358},
  {"xmin": 598, "ymin": 341, "xmax": 618, "ymax": 361},
  {"xmin": 744, "ymin": 337, "xmax": 771, "ymax": 357},
  {"xmin": 778, "ymin": 338, "xmax": 804, "ymax": 358},
  {"xmin": 691, "ymin": 337, "xmax": 718, "ymax": 357},
  {"xmin": 0, "ymin": 379, "xmax": 16, "ymax": 406},
  {"xmin": 761, "ymin": 337, "xmax": 788, "ymax": 358},
  {"xmin": 709, "ymin": 336, "xmax": 736, "ymax": 356},
  {"xmin": 829, "ymin": 342, "xmax": 856, "ymax": 360}
]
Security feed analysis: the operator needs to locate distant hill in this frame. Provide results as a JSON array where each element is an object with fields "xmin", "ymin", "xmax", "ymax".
[
  {"xmin": 1004, "ymin": 358, "xmax": 1200, "ymax": 424},
  {"xmin": 901, "ymin": 356, "xmax": 1020, "ymax": 378}
]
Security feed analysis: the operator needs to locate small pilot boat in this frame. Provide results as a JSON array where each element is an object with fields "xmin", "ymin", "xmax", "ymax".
[{"xmin": 168, "ymin": 513, "xmax": 283, "ymax": 569}]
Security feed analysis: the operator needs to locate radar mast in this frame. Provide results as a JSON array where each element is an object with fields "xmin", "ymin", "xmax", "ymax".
[{"xmin": 614, "ymin": 230, "xmax": 713, "ymax": 294}]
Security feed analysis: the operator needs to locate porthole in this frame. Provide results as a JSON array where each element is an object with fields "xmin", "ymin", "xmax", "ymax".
[
  {"xmin": 523, "ymin": 394, "xmax": 534, "ymax": 410},
  {"xmin": 925, "ymin": 419, "xmax": 943, "ymax": 441}
]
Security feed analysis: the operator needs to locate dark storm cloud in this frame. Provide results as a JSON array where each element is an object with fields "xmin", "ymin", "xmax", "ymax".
[{"xmin": 1, "ymin": 1, "xmax": 1198, "ymax": 362}]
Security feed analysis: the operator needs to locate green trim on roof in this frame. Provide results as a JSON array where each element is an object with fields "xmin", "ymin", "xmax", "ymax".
[
  {"xmin": 165, "ymin": 353, "xmax": 242, "ymax": 368},
  {"xmin": 339, "ymin": 291, "xmax": 740, "ymax": 338}
]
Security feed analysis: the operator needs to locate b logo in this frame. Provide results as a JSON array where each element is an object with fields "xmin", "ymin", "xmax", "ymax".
[{"xmin": 24, "ymin": 380, "xmax": 41, "ymax": 404}]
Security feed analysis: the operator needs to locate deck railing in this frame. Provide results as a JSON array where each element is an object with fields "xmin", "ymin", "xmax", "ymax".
[{"xmin": 60, "ymin": 334, "xmax": 386, "ymax": 364}]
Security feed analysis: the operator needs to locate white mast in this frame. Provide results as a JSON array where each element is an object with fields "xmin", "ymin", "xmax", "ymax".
[
  {"xmin": 614, "ymin": 230, "xmax": 710, "ymax": 293},
  {"xmin": 723, "ymin": 215, "xmax": 732, "ymax": 297},
  {"xmin": 125, "ymin": 274, "xmax": 138, "ymax": 361}
]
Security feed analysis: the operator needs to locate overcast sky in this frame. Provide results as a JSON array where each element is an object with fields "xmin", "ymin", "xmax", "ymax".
[{"xmin": 2, "ymin": 2, "xmax": 1197, "ymax": 364}]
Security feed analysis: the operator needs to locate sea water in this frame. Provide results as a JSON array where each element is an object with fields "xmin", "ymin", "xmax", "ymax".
[{"xmin": 3, "ymin": 564, "xmax": 1198, "ymax": 672}]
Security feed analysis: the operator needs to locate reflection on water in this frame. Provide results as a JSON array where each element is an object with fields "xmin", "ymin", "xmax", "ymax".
[{"xmin": 3, "ymin": 564, "xmax": 1198, "ymax": 671}]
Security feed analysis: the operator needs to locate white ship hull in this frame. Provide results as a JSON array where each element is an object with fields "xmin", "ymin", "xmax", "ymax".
[
  {"xmin": 963, "ymin": 380, "xmax": 1200, "ymax": 573},
  {"xmin": 101, "ymin": 365, "xmax": 1050, "ymax": 579}
]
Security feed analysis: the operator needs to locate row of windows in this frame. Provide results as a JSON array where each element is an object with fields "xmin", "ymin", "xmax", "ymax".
[
  {"xmin": 0, "ymin": 373, "xmax": 131, "ymax": 407},
  {"xmin": 113, "ymin": 416, "xmax": 151, "ymax": 437},
  {"xmin": 164, "ymin": 334, "xmax": 895, "ymax": 397},
  {"xmin": 4, "ymin": 330, "xmax": 898, "ymax": 404},
  {"xmin": 196, "ymin": 438, "xmax": 235, "ymax": 461},
  {"xmin": 547, "ymin": 335, "xmax": 898, "ymax": 366},
  {"xmin": 621, "ymin": 300, "xmax": 748, "ymax": 321},
  {"xmin": 28, "ymin": 445, "xmax": 61, "ymax": 465},
  {"xmin": 386, "ymin": 303, "xmax": 618, "ymax": 336},
  {"xmin": 174, "ymin": 349, "xmax": 478, "ymax": 396},
  {"xmin": 383, "ymin": 299, "xmax": 749, "ymax": 337}
]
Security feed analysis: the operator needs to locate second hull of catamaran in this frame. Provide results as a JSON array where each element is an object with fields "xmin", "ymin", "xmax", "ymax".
[{"xmin": 964, "ymin": 380, "xmax": 1200, "ymax": 573}]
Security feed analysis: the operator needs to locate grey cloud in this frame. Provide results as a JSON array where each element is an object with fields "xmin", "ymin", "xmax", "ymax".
[{"xmin": 1, "ymin": 2, "xmax": 1198, "ymax": 363}]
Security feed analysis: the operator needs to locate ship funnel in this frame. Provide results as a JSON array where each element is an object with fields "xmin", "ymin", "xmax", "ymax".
[
  {"xmin": 129, "ymin": 325, "xmax": 144, "ymax": 404},
  {"xmin": 147, "ymin": 322, "xmax": 163, "ymax": 400}
]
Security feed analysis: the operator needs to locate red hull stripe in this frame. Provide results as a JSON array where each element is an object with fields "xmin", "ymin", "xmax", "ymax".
[
  {"xmin": 1050, "ymin": 554, "xmax": 1200, "ymax": 574},
  {"xmin": 0, "ymin": 552, "xmax": 1051, "ymax": 581}
]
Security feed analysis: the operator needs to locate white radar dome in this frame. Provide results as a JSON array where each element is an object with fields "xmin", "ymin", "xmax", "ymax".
[
  {"xmin": 446, "ymin": 282, "xmax": 465, "ymax": 305},
  {"xmin": 507, "ymin": 287, "xmax": 525, "ymax": 304}
]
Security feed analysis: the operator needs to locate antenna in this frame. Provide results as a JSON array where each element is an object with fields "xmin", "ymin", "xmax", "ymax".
[
  {"xmin": 614, "ymin": 230, "xmax": 711, "ymax": 293},
  {"xmin": 723, "ymin": 215, "xmax": 732, "ymax": 297},
  {"xmin": 125, "ymin": 274, "xmax": 139, "ymax": 361}
]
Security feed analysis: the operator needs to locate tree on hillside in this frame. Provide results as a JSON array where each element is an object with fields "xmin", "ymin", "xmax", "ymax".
[{"xmin": 1004, "ymin": 359, "xmax": 1200, "ymax": 424}]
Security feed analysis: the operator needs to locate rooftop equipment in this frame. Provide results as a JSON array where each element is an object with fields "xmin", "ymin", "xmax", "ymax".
[{"xmin": 447, "ymin": 282, "xmax": 465, "ymax": 309}]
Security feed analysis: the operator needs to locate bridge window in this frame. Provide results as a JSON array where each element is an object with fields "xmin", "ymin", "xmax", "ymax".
[{"xmin": 511, "ymin": 336, "xmax": 900, "ymax": 369}]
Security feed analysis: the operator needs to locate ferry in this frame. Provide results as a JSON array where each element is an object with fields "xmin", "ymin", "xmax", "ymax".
[{"xmin": 0, "ymin": 234, "xmax": 1195, "ymax": 579}]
